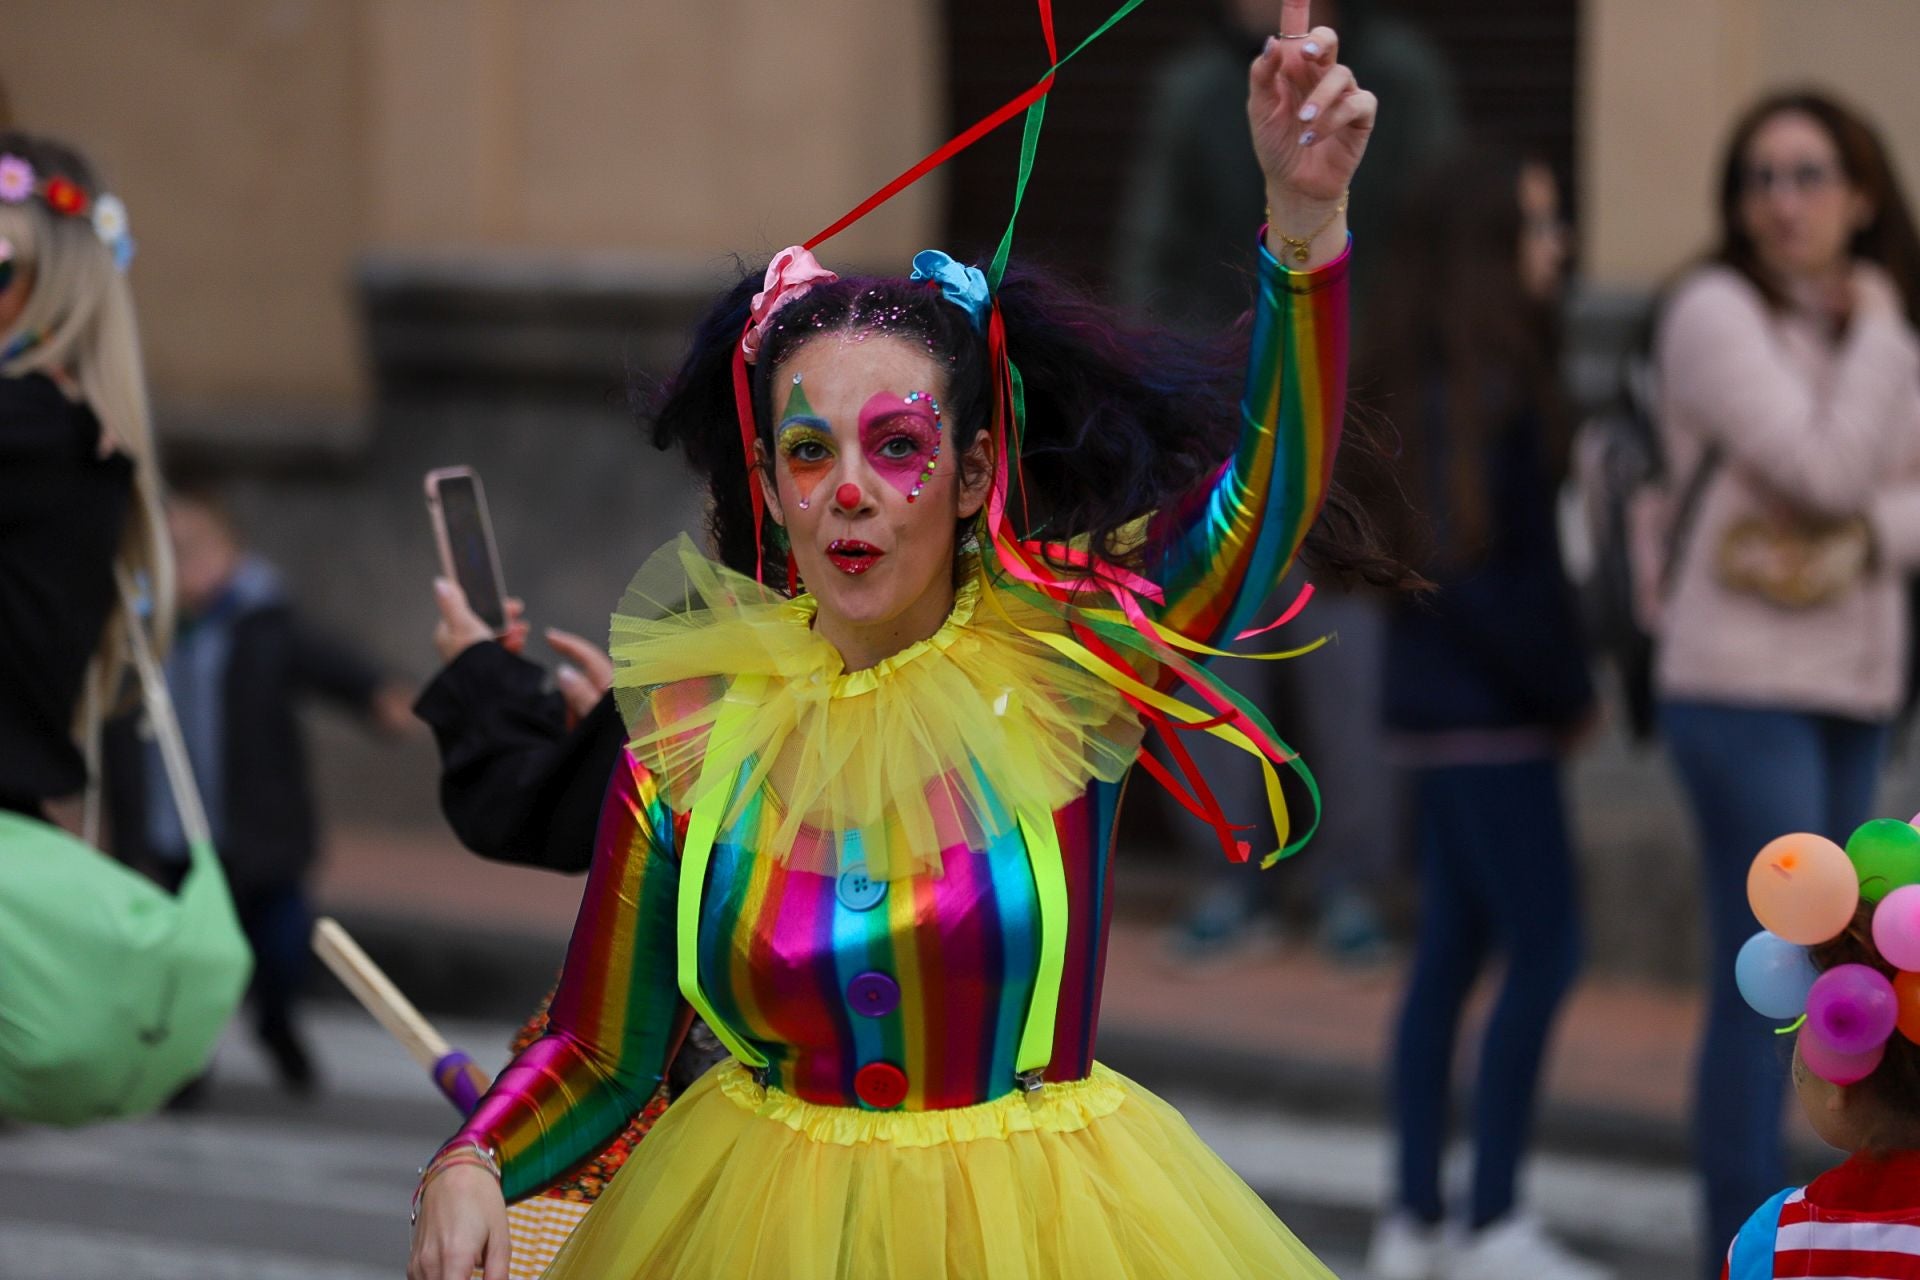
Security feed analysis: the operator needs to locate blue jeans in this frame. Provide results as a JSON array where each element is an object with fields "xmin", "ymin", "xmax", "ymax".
[
  {"xmin": 1659, "ymin": 700, "xmax": 1889, "ymax": 1279},
  {"xmin": 1390, "ymin": 757, "xmax": 1582, "ymax": 1228}
]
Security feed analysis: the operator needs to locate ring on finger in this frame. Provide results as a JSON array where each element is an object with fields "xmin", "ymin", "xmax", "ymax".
[{"xmin": 1276, "ymin": 31, "xmax": 1313, "ymax": 38}]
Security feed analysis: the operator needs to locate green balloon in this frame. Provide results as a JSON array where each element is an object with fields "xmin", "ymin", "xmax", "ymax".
[{"xmin": 1846, "ymin": 819, "xmax": 1920, "ymax": 902}]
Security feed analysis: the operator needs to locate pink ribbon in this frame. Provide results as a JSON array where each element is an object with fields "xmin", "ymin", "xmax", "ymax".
[{"xmin": 741, "ymin": 245, "xmax": 839, "ymax": 364}]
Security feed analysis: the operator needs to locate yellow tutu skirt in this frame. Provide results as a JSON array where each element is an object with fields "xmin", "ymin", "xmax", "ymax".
[{"xmin": 539, "ymin": 1061, "xmax": 1334, "ymax": 1280}]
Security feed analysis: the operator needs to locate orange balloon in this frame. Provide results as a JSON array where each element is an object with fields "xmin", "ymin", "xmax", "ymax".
[
  {"xmin": 1895, "ymin": 971, "xmax": 1920, "ymax": 1045},
  {"xmin": 1748, "ymin": 833, "xmax": 1859, "ymax": 945}
]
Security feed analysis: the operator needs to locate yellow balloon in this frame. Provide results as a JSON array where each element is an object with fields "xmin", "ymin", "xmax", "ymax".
[{"xmin": 1748, "ymin": 833, "xmax": 1859, "ymax": 945}]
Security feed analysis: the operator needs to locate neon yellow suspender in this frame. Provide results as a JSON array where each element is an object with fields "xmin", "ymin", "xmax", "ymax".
[
  {"xmin": 675, "ymin": 682, "xmax": 769, "ymax": 1069},
  {"xmin": 673, "ymin": 678, "xmax": 1070, "ymax": 1088},
  {"xmin": 1014, "ymin": 813, "xmax": 1066, "ymax": 1077}
]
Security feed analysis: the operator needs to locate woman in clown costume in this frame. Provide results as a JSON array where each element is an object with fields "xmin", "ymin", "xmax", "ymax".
[{"xmin": 409, "ymin": 5, "xmax": 1381, "ymax": 1276}]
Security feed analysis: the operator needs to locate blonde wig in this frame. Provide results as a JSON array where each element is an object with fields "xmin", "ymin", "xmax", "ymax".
[{"xmin": 0, "ymin": 132, "xmax": 171, "ymax": 762}]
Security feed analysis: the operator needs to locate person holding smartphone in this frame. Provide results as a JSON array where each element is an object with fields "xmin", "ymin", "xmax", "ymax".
[{"xmin": 415, "ymin": 469, "xmax": 625, "ymax": 876}]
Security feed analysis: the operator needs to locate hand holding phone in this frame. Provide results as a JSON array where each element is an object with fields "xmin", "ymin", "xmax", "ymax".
[{"xmin": 425, "ymin": 467, "xmax": 509, "ymax": 635}]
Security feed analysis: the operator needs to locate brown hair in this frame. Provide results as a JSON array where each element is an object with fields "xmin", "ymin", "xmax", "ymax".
[
  {"xmin": 1810, "ymin": 902, "xmax": 1920, "ymax": 1152},
  {"xmin": 1713, "ymin": 90, "xmax": 1920, "ymax": 328},
  {"xmin": 1357, "ymin": 145, "xmax": 1567, "ymax": 566}
]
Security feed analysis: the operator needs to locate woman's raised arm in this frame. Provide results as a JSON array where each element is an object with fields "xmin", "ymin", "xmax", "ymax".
[{"xmin": 1149, "ymin": 4, "xmax": 1373, "ymax": 645}]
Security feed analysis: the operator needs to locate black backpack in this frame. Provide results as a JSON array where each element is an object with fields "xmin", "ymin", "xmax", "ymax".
[{"xmin": 1568, "ymin": 346, "xmax": 1720, "ymax": 742}]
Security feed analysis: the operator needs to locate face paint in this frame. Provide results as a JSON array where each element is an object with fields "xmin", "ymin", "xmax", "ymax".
[
  {"xmin": 776, "ymin": 377, "xmax": 833, "ymax": 510},
  {"xmin": 856, "ymin": 391, "xmax": 943, "ymax": 502}
]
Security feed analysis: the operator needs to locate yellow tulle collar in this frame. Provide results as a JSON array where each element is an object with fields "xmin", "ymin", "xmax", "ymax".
[
  {"xmin": 609, "ymin": 537, "xmax": 1143, "ymax": 880},
  {"xmin": 778, "ymin": 570, "xmax": 981, "ymax": 698}
]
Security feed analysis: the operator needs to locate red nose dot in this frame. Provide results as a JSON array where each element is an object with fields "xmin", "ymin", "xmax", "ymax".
[{"xmin": 836, "ymin": 483, "xmax": 863, "ymax": 510}]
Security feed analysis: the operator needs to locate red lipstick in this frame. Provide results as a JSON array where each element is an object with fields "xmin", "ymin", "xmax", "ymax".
[{"xmin": 826, "ymin": 539, "xmax": 884, "ymax": 575}]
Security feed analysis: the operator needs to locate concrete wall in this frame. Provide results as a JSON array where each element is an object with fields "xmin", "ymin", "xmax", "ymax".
[
  {"xmin": 1581, "ymin": 0, "xmax": 1920, "ymax": 288},
  {"xmin": 3, "ymin": 0, "xmax": 941, "ymax": 423}
]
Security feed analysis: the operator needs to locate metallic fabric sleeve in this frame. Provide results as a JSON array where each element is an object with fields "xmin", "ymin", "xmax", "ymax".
[
  {"xmin": 444, "ymin": 749, "xmax": 693, "ymax": 1201},
  {"xmin": 1148, "ymin": 235, "xmax": 1350, "ymax": 648}
]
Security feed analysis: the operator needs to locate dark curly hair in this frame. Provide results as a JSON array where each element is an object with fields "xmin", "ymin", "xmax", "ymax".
[{"xmin": 646, "ymin": 257, "xmax": 1402, "ymax": 592}]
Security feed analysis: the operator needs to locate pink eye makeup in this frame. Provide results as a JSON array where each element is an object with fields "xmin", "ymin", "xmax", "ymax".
[{"xmin": 857, "ymin": 391, "xmax": 943, "ymax": 502}]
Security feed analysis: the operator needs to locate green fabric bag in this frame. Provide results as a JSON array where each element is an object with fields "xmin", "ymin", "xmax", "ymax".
[{"xmin": 0, "ymin": 573, "xmax": 251, "ymax": 1125}]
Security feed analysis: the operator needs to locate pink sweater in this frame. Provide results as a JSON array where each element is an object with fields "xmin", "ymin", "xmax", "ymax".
[{"xmin": 1654, "ymin": 264, "xmax": 1920, "ymax": 720}]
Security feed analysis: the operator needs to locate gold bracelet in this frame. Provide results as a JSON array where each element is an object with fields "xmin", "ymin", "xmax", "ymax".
[{"xmin": 1270, "ymin": 192, "xmax": 1349, "ymax": 264}]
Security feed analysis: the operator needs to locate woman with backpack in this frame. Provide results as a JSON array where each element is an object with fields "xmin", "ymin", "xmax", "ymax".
[{"xmin": 1651, "ymin": 91, "xmax": 1920, "ymax": 1278}]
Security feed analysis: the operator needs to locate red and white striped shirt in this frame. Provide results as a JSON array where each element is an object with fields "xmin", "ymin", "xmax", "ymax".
[{"xmin": 1722, "ymin": 1151, "xmax": 1920, "ymax": 1279}]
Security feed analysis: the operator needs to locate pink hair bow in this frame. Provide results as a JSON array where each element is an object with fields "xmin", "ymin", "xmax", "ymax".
[{"xmin": 740, "ymin": 245, "xmax": 839, "ymax": 364}]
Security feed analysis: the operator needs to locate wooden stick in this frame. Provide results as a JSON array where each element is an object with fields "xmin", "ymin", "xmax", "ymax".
[{"xmin": 311, "ymin": 916, "xmax": 450, "ymax": 1069}]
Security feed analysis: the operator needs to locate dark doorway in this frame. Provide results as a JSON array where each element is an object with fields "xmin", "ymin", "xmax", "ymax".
[{"xmin": 940, "ymin": 1, "xmax": 1579, "ymax": 289}]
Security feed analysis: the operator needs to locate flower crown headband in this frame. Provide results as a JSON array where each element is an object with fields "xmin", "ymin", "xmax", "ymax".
[
  {"xmin": 1738, "ymin": 817, "xmax": 1920, "ymax": 1085},
  {"xmin": 739, "ymin": 246, "xmax": 990, "ymax": 366},
  {"xmin": 0, "ymin": 152, "xmax": 136, "ymax": 272}
]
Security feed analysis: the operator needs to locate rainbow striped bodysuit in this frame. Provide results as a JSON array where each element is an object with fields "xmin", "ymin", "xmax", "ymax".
[{"xmin": 451, "ymin": 241, "xmax": 1349, "ymax": 1201}]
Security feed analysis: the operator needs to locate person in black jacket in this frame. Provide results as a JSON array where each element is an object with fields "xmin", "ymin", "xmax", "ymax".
[
  {"xmin": 1359, "ymin": 149, "xmax": 1606, "ymax": 1280},
  {"xmin": 414, "ymin": 577, "xmax": 623, "ymax": 876},
  {"xmin": 105, "ymin": 482, "xmax": 414, "ymax": 1093},
  {"xmin": 0, "ymin": 132, "xmax": 170, "ymax": 822}
]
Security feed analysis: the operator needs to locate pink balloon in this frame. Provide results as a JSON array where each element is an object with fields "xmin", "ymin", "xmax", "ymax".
[
  {"xmin": 1800, "ymin": 1024, "xmax": 1886, "ymax": 1085},
  {"xmin": 1874, "ymin": 884, "xmax": 1920, "ymax": 970},
  {"xmin": 1806, "ymin": 963, "xmax": 1898, "ymax": 1054}
]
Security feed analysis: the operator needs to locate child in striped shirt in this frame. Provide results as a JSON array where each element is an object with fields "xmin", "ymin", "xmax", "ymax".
[{"xmin": 1723, "ymin": 904, "xmax": 1920, "ymax": 1280}]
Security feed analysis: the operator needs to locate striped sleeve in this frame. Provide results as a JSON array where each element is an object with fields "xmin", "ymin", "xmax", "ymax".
[
  {"xmin": 1724, "ymin": 1187, "xmax": 1920, "ymax": 1279},
  {"xmin": 1147, "ymin": 235, "xmax": 1349, "ymax": 649},
  {"xmin": 445, "ymin": 749, "xmax": 692, "ymax": 1201}
]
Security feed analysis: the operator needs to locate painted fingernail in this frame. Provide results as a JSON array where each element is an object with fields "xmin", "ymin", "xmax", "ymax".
[
  {"xmin": 1264, "ymin": 35, "xmax": 1278, "ymax": 54},
  {"xmin": 1299, "ymin": 130, "xmax": 1317, "ymax": 147},
  {"xmin": 1303, "ymin": 40, "xmax": 1321, "ymax": 55},
  {"xmin": 1298, "ymin": 103, "xmax": 1319, "ymax": 123}
]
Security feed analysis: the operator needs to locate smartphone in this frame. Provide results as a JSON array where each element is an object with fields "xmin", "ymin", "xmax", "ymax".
[{"xmin": 425, "ymin": 466, "xmax": 509, "ymax": 634}]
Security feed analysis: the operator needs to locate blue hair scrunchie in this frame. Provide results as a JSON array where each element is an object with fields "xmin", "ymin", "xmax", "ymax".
[{"xmin": 909, "ymin": 249, "xmax": 991, "ymax": 332}]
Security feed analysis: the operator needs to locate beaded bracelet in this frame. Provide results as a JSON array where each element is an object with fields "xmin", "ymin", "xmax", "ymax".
[{"xmin": 410, "ymin": 1140, "xmax": 500, "ymax": 1224}]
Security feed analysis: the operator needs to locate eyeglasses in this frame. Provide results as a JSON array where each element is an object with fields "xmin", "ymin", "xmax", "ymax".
[{"xmin": 1741, "ymin": 161, "xmax": 1843, "ymax": 196}]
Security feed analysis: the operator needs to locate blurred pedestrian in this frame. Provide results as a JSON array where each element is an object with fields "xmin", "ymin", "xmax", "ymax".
[
  {"xmin": 0, "ymin": 130, "xmax": 166, "ymax": 822},
  {"xmin": 1649, "ymin": 90, "xmax": 1920, "ymax": 1278},
  {"xmin": 103, "ymin": 479, "xmax": 416, "ymax": 1095},
  {"xmin": 1360, "ymin": 148, "xmax": 1605, "ymax": 1280},
  {"xmin": 1117, "ymin": 0, "xmax": 1461, "ymax": 966}
]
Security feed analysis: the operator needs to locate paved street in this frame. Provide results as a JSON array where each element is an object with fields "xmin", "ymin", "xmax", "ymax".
[{"xmin": 0, "ymin": 1004, "xmax": 1712, "ymax": 1279}]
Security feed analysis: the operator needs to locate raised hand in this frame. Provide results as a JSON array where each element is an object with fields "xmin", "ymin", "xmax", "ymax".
[{"xmin": 1248, "ymin": 0, "xmax": 1377, "ymax": 264}]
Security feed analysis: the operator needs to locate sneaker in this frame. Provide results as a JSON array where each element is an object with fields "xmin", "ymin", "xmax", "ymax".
[
  {"xmin": 1316, "ymin": 886, "xmax": 1390, "ymax": 967},
  {"xmin": 1160, "ymin": 884, "xmax": 1282, "ymax": 974},
  {"xmin": 1441, "ymin": 1213, "xmax": 1611, "ymax": 1280},
  {"xmin": 1365, "ymin": 1212, "xmax": 1442, "ymax": 1280}
]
